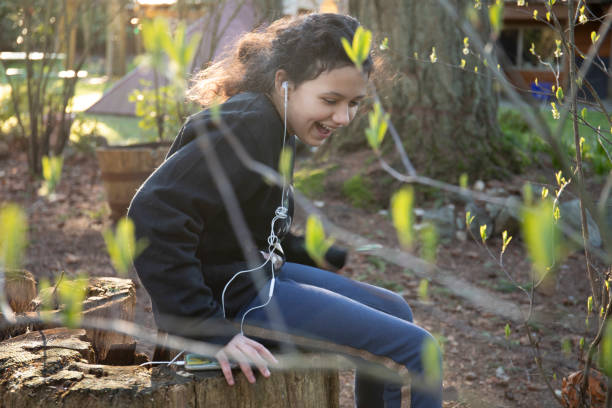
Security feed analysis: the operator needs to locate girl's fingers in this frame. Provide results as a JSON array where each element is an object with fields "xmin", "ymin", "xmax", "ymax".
[
  {"xmin": 215, "ymin": 351, "xmax": 235, "ymax": 386},
  {"xmin": 236, "ymin": 343, "xmax": 271, "ymax": 378},
  {"xmin": 244, "ymin": 338, "xmax": 279, "ymax": 365},
  {"xmin": 226, "ymin": 345, "xmax": 256, "ymax": 383}
]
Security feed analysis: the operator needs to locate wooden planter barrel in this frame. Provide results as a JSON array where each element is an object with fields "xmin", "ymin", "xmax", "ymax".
[{"xmin": 96, "ymin": 142, "xmax": 170, "ymax": 221}]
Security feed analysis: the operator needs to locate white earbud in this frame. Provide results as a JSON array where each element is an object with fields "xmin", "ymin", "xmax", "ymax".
[{"xmin": 282, "ymin": 81, "xmax": 288, "ymax": 93}]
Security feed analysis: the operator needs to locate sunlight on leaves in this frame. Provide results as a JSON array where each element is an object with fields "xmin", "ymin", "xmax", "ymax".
[
  {"xmin": 365, "ymin": 102, "xmax": 389, "ymax": 153},
  {"xmin": 521, "ymin": 200, "xmax": 561, "ymax": 280},
  {"xmin": 479, "ymin": 224, "xmax": 488, "ymax": 243},
  {"xmin": 591, "ymin": 31, "xmax": 601, "ymax": 44},
  {"xmin": 465, "ymin": 211, "xmax": 475, "ymax": 227},
  {"xmin": 553, "ymin": 40, "xmax": 563, "ymax": 58},
  {"xmin": 459, "ymin": 173, "xmax": 469, "ymax": 189},
  {"xmin": 418, "ymin": 279, "xmax": 429, "ymax": 301},
  {"xmin": 391, "ymin": 188, "xmax": 414, "ymax": 249},
  {"xmin": 541, "ymin": 187, "xmax": 549, "ymax": 200},
  {"xmin": 0, "ymin": 204, "xmax": 27, "ymax": 271},
  {"xmin": 420, "ymin": 223, "xmax": 438, "ymax": 263},
  {"xmin": 550, "ymin": 102, "xmax": 560, "ymax": 120},
  {"xmin": 462, "ymin": 37, "xmax": 470, "ymax": 55},
  {"xmin": 278, "ymin": 147, "xmax": 293, "ymax": 185},
  {"xmin": 429, "ymin": 47, "xmax": 437, "ymax": 64},
  {"xmin": 305, "ymin": 215, "xmax": 334, "ymax": 267},
  {"xmin": 57, "ymin": 275, "xmax": 87, "ymax": 328},
  {"xmin": 341, "ymin": 26, "xmax": 372, "ymax": 71},
  {"xmin": 379, "ymin": 37, "xmax": 389, "ymax": 51},
  {"xmin": 555, "ymin": 86, "xmax": 564, "ymax": 102},
  {"xmin": 600, "ymin": 321, "xmax": 612, "ymax": 377},
  {"xmin": 103, "ymin": 217, "xmax": 147, "ymax": 276},
  {"xmin": 488, "ymin": 0, "xmax": 504, "ymax": 35},
  {"xmin": 422, "ymin": 337, "xmax": 442, "ymax": 386},
  {"xmin": 39, "ymin": 155, "xmax": 63, "ymax": 196},
  {"xmin": 533, "ymin": 10, "xmax": 538, "ymax": 20},
  {"xmin": 501, "ymin": 230, "xmax": 512, "ymax": 254},
  {"xmin": 460, "ymin": 59, "xmax": 466, "ymax": 69}
]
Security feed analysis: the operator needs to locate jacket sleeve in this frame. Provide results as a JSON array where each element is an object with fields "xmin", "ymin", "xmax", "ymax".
[
  {"xmin": 283, "ymin": 232, "xmax": 348, "ymax": 272},
  {"xmin": 127, "ymin": 120, "xmax": 266, "ymax": 346}
]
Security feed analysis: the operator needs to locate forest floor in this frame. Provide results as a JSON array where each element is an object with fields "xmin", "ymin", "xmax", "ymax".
[{"xmin": 3, "ymin": 147, "xmax": 604, "ymax": 408}]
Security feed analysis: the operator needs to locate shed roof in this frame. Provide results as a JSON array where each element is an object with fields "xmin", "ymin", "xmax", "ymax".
[{"xmin": 86, "ymin": 0, "xmax": 256, "ymax": 116}]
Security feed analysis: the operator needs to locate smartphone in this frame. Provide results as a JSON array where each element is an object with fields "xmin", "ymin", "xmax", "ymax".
[{"xmin": 184, "ymin": 354, "xmax": 237, "ymax": 371}]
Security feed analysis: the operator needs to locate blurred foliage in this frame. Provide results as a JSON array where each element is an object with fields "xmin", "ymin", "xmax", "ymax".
[
  {"xmin": 342, "ymin": 174, "xmax": 374, "ymax": 208},
  {"xmin": 0, "ymin": 204, "xmax": 27, "ymax": 271},
  {"xmin": 305, "ymin": 215, "xmax": 333, "ymax": 268},
  {"xmin": 294, "ymin": 167, "xmax": 328, "ymax": 198},
  {"xmin": 103, "ymin": 217, "xmax": 147, "ymax": 276}
]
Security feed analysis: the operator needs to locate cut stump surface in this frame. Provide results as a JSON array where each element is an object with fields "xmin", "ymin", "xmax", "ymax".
[{"xmin": 0, "ymin": 328, "xmax": 339, "ymax": 408}]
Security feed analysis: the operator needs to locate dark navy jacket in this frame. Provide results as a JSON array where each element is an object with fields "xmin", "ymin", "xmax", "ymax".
[{"xmin": 128, "ymin": 92, "xmax": 345, "ymax": 345}]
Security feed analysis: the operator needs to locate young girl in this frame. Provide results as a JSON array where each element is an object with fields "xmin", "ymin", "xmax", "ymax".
[{"xmin": 128, "ymin": 13, "xmax": 442, "ymax": 408}]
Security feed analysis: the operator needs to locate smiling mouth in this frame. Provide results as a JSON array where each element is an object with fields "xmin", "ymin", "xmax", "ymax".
[{"xmin": 315, "ymin": 122, "xmax": 334, "ymax": 137}]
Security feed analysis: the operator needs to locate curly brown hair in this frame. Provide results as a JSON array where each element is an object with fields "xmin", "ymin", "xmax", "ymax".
[{"xmin": 187, "ymin": 13, "xmax": 374, "ymax": 107}]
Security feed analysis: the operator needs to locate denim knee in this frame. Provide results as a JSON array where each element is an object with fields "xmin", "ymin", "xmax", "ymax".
[{"xmin": 384, "ymin": 291, "xmax": 413, "ymax": 323}]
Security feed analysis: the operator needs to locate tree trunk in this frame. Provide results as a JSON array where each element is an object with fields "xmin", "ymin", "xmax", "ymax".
[
  {"xmin": 0, "ymin": 328, "xmax": 340, "ymax": 408},
  {"xmin": 347, "ymin": 0, "xmax": 514, "ymax": 180}
]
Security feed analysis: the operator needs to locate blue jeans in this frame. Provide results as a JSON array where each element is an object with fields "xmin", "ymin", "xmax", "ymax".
[{"xmin": 235, "ymin": 262, "xmax": 442, "ymax": 408}]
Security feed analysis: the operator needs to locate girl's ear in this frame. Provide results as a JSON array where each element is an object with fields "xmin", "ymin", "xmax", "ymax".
[{"xmin": 274, "ymin": 70, "xmax": 291, "ymax": 95}]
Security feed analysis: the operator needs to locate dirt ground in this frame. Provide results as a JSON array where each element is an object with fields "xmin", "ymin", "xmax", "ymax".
[{"xmin": 2, "ymin": 148, "xmax": 602, "ymax": 408}]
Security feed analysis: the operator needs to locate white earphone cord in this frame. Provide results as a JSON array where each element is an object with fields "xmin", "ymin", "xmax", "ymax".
[{"xmin": 221, "ymin": 81, "xmax": 292, "ymax": 335}]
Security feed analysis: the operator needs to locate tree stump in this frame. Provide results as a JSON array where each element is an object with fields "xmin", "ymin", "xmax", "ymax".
[
  {"xmin": 2, "ymin": 277, "xmax": 136, "ymax": 363},
  {"xmin": 0, "ymin": 328, "xmax": 340, "ymax": 408},
  {"xmin": 6, "ymin": 270, "xmax": 37, "ymax": 313}
]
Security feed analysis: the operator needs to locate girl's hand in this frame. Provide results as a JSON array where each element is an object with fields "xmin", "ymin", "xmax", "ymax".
[{"xmin": 215, "ymin": 333, "xmax": 278, "ymax": 385}]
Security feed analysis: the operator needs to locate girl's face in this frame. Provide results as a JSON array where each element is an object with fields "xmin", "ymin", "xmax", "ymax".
[{"xmin": 284, "ymin": 66, "xmax": 367, "ymax": 146}]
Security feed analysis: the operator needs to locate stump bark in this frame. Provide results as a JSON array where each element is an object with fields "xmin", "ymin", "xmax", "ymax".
[
  {"xmin": 2, "ymin": 277, "xmax": 136, "ymax": 363},
  {"xmin": 0, "ymin": 328, "xmax": 339, "ymax": 408}
]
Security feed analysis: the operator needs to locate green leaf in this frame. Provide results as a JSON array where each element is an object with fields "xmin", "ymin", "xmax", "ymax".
[
  {"xmin": 391, "ymin": 188, "xmax": 414, "ymax": 249},
  {"xmin": 479, "ymin": 224, "xmax": 488, "ymax": 243},
  {"xmin": 588, "ymin": 295, "xmax": 593, "ymax": 315},
  {"xmin": 103, "ymin": 217, "xmax": 147, "ymax": 276},
  {"xmin": 465, "ymin": 211, "xmax": 475, "ymax": 227},
  {"xmin": 600, "ymin": 321, "xmax": 612, "ymax": 377},
  {"xmin": 379, "ymin": 37, "xmax": 389, "ymax": 51},
  {"xmin": 580, "ymin": 337, "xmax": 585, "ymax": 350},
  {"xmin": 305, "ymin": 215, "xmax": 333, "ymax": 267},
  {"xmin": 421, "ymin": 336, "xmax": 441, "ymax": 386},
  {"xmin": 504, "ymin": 323, "xmax": 511, "ymax": 339},
  {"xmin": 459, "ymin": 173, "xmax": 468, "ymax": 189},
  {"xmin": 341, "ymin": 26, "xmax": 372, "ymax": 70},
  {"xmin": 489, "ymin": 0, "xmax": 504, "ymax": 35},
  {"xmin": 501, "ymin": 230, "xmax": 512, "ymax": 254},
  {"xmin": 581, "ymin": 107, "xmax": 587, "ymax": 120},
  {"xmin": 420, "ymin": 223, "xmax": 438, "ymax": 263},
  {"xmin": 0, "ymin": 204, "xmax": 28, "ymax": 271},
  {"xmin": 418, "ymin": 278, "xmax": 429, "ymax": 301},
  {"xmin": 40, "ymin": 155, "xmax": 63, "ymax": 195},
  {"xmin": 365, "ymin": 102, "xmax": 389, "ymax": 152},
  {"xmin": 591, "ymin": 31, "xmax": 600, "ymax": 44},
  {"xmin": 57, "ymin": 276, "xmax": 87, "ymax": 328},
  {"xmin": 555, "ymin": 86, "xmax": 564, "ymax": 102},
  {"xmin": 521, "ymin": 201, "xmax": 562, "ymax": 280},
  {"xmin": 278, "ymin": 147, "xmax": 293, "ymax": 184}
]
